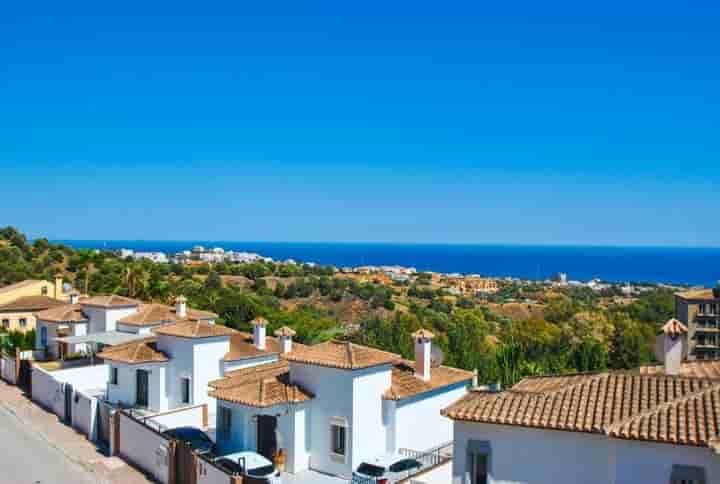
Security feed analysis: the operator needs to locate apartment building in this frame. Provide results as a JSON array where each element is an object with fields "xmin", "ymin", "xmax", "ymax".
[{"xmin": 675, "ymin": 285, "xmax": 720, "ymax": 359}]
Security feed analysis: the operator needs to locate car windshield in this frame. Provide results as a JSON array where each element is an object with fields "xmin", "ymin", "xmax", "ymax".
[
  {"xmin": 175, "ymin": 429, "xmax": 210, "ymax": 442},
  {"xmin": 246, "ymin": 465, "xmax": 276, "ymax": 477},
  {"xmin": 356, "ymin": 463, "xmax": 386, "ymax": 477}
]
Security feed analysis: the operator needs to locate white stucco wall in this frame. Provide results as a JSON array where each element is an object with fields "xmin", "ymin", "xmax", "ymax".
[
  {"xmin": 192, "ymin": 337, "xmax": 230, "ymax": 412},
  {"xmin": 147, "ymin": 404, "xmax": 206, "ymax": 431},
  {"xmin": 35, "ymin": 321, "xmax": 89, "ymax": 358},
  {"xmin": 452, "ymin": 421, "xmax": 720, "ymax": 484},
  {"xmin": 1, "ymin": 355, "xmax": 16, "ymax": 383},
  {"xmin": 351, "ymin": 365, "xmax": 393, "ymax": 470},
  {"xmin": 82, "ymin": 305, "xmax": 138, "ymax": 333},
  {"xmin": 116, "ymin": 322, "xmax": 159, "ymax": 335},
  {"xmin": 290, "ymin": 362, "xmax": 356, "ymax": 477},
  {"xmin": 71, "ymin": 389, "xmax": 101, "ymax": 441},
  {"xmin": 107, "ymin": 362, "xmax": 167, "ymax": 411},
  {"xmin": 118, "ymin": 412, "xmax": 171, "ymax": 483},
  {"xmin": 223, "ymin": 353, "xmax": 279, "ymax": 374},
  {"xmin": 394, "ymin": 382, "xmax": 467, "ymax": 452},
  {"xmin": 31, "ymin": 366, "xmax": 66, "ymax": 417}
]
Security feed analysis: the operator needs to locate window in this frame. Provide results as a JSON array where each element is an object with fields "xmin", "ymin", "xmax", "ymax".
[
  {"xmin": 110, "ymin": 367, "xmax": 118, "ymax": 385},
  {"xmin": 180, "ymin": 378, "xmax": 190, "ymax": 404},
  {"xmin": 467, "ymin": 440, "xmax": 491, "ymax": 484},
  {"xmin": 219, "ymin": 406, "xmax": 232, "ymax": 440},
  {"xmin": 670, "ymin": 464, "xmax": 706, "ymax": 484},
  {"xmin": 330, "ymin": 418, "xmax": 347, "ymax": 457},
  {"xmin": 19, "ymin": 318, "xmax": 27, "ymax": 328},
  {"xmin": 40, "ymin": 326, "xmax": 48, "ymax": 347},
  {"xmin": 41, "ymin": 286, "xmax": 48, "ymax": 295},
  {"xmin": 700, "ymin": 304, "xmax": 707, "ymax": 315},
  {"xmin": 2, "ymin": 319, "xmax": 9, "ymax": 329}
]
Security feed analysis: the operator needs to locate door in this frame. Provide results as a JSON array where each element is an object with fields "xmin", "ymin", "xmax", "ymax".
[
  {"xmin": 256, "ymin": 415, "xmax": 278, "ymax": 460},
  {"xmin": 136, "ymin": 369, "xmax": 149, "ymax": 407},
  {"xmin": 64, "ymin": 384, "xmax": 73, "ymax": 424}
]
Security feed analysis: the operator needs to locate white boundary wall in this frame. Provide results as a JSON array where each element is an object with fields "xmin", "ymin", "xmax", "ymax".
[
  {"xmin": 1, "ymin": 355, "xmax": 17, "ymax": 384},
  {"xmin": 118, "ymin": 412, "xmax": 172, "ymax": 484}
]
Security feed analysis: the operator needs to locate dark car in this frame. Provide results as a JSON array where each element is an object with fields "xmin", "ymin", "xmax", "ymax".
[{"xmin": 162, "ymin": 427, "xmax": 215, "ymax": 454}]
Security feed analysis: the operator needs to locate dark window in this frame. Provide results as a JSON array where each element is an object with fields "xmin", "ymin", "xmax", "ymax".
[
  {"xmin": 19, "ymin": 318, "xmax": 27, "ymax": 327},
  {"xmin": 181, "ymin": 378, "xmax": 190, "ymax": 404},
  {"xmin": 110, "ymin": 367, "xmax": 118, "ymax": 385},
  {"xmin": 2, "ymin": 319, "xmax": 9, "ymax": 328},
  {"xmin": 219, "ymin": 406, "xmax": 232, "ymax": 440},
  {"xmin": 41, "ymin": 286, "xmax": 48, "ymax": 295},
  {"xmin": 331, "ymin": 424, "xmax": 346, "ymax": 456}
]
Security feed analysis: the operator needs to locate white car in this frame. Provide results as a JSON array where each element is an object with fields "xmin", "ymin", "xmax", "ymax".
[
  {"xmin": 352, "ymin": 453, "xmax": 423, "ymax": 483},
  {"xmin": 214, "ymin": 451, "xmax": 282, "ymax": 484}
]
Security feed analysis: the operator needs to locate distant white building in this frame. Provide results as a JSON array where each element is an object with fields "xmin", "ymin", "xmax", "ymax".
[{"xmin": 133, "ymin": 251, "xmax": 168, "ymax": 263}]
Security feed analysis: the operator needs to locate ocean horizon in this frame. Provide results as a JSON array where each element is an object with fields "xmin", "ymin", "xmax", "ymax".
[{"xmin": 52, "ymin": 240, "xmax": 720, "ymax": 287}]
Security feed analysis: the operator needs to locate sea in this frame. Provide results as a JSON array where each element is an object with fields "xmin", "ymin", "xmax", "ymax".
[{"xmin": 52, "ymin": 240, "xmax": 720, "ymax": 287}]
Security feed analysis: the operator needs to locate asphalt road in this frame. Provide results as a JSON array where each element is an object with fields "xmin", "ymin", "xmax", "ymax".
[{"xmin": 0, "ymin": 405, "xmax": 97, "ymax": 484}]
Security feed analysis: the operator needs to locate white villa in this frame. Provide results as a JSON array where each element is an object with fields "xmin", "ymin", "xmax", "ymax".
[
  {"xmin": 442, "ymin": 319, "xmax": 720, "ymax": 484},
  {"xmin": 210, "ymin": 325, "xmax": 473, "ymax": 477},
  {"xmin": 34, "ymin": 293, "xmax": 217, "ymax": 360}
]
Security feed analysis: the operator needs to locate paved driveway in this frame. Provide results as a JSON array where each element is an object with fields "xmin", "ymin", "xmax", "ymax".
[
  {"xmin": 0, "ymin": 379, "xmax": 151, "ymax": 484},
  {"xmin": 0, "ymin": 405, "xmax": 96, "ymax": 484}
]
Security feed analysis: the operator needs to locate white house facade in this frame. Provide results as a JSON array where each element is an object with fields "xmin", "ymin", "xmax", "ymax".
[
  {"xmin": 443, "ymin": 321, "xmax": 720, "ymax": 484},
  {"xmin": 211, "ymin": 327, "xmax": 472, "ymax": 478}
]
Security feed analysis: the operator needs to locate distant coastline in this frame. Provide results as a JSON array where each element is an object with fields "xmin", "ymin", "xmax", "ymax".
[{"xmin": 51, "ymin": 239, "xmax": 720, "ymax": 287}]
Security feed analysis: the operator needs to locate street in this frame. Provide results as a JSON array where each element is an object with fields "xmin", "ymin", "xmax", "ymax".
[{"xmin": 0, "ymin": 405, "xmax": 97, "ymax": 484}]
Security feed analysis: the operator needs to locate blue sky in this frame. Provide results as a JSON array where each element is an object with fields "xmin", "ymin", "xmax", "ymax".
[{"xmin": 1, "ymin": 1, "xmax": 719, "ymax": 245}]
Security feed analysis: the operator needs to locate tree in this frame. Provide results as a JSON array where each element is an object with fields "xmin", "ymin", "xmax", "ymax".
[{"xmin": 205, "ymin": 271, "xmax": 223, "ymax": 291}]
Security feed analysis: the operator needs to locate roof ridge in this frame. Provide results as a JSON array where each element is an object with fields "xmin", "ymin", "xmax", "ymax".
[
  {"xmin": 512, "ymin": 372, "xmax": 610, "ymax": 396},
  {"xmin": 605, "ymin": 380, "xmax": 720, "ymax": 436}
]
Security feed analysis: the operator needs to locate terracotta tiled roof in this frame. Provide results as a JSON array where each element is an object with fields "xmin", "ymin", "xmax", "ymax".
[
  {"xmin": 0, "ymin": 280, "xmax": 44, "ymax": 294},
  {"xmin": 0, "ymin": 296, "xmax": 65, "ymax": 312},
  {"xmin": 639, "ymin": 359, "xmax": 720, "ymax": 380},
  {"xmin": 81, "ymin": 294, "xmax": 141, "ymax": 308},
  {"xmin": 35, "ymin": 303, "xmax": 88, "ymax": 323},
  {"xmin": 118, "ymin": 303, "xmax": 217, "ymax": 326},
  {"xmin": 97, "ymin": 337, "xmax": 169, "ymax": 364},
  {"xmin": 153, "ymin": 320, "xmax": 236, "ymax": 339},
  {"xmin": 284, "ymin": 340, "xmax": 399, "ymax": 370},
  {"xmin": 223, "ymin": 332, "xmax": 309, "ymax": 361},
  {"xmin": 383, "ymin": 360, "xmax": 473, "ymax": 401},
  {"xmin": 209, "ymin": 360, "xmax": 290, "ymax": 389},
  {"xmin": 676, "ymin": 289, "xmax": 718, "ymax": 301},
  {"xmin": 442, "ymin": 371, "xmax": 720, "ymax": 448},
  {"xmin": 662, "ymin": 318, "xmax": 688, "ymax": 337},
  {"xmin": 209, "ymin": 361, "xmax": 313, "ymax": 407}
]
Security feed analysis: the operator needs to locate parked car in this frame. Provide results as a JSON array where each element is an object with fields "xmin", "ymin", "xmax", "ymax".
[
  {"xmin": 352, "ymin": 454, "xmax": 423, "ymax": 483},
  {"xmin": 162, "ymin": 427, "xmax": 215, "ymax": 454},
  {"xmin": 214, "ymin": 451, "xmax": 282, "ymax": 484}
]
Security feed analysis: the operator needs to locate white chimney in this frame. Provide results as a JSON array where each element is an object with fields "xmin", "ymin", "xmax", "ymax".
[
  {"xmin": 661, "ymin": 319, "xmax": 688, "ymax": 375},
  {"xmin": 175, "ymin": 295, "xmax": 187, "ymax": 319},
  {"xmin": 69, "ymin": 291, "xmax": 80, "ymax": 305},
  {"xmin": 274, "ymin": 326, "xmax": 296, "ymax": 354},
  {"xmin": 252, "ymin": 317, "xmax": 269, "ymax": 350},
  {"xmin": 412, "ymin": 329, "xmax": 434, "ymax": 381}
]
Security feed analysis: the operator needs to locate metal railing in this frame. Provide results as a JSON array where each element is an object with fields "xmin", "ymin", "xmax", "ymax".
[{"xmin": 399, "ymin": 441, "xmax": 453, "ymax": 470}]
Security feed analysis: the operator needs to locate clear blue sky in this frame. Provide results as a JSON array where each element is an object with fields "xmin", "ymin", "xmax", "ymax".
[{"xmin": 1, "ymin": 1, "xmax": 719, "ymax": 246}]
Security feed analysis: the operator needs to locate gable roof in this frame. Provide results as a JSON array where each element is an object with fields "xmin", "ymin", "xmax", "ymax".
[
  {"xmin": 97, "ymin": 337, "xmax": 169, "ymax": 364},
  {"xmin": 384, "ymin": 360, "xmax": 473, "ymax": 401},
  {"xmin": 208, "ymin": 360, "xmax": 313, "ymax": 407},
  {"xmin": 118, "ymin": 303, "xmax": 217, "ymax": 326},
  {"xmin": 0, "ymin": 280, "xmax": 45, "ymax": 294},
  {"xmin": 640, "ymin": 359, "xmax": 720, "ymax": 380},
  {"xmin": 35, "ymin": 303, "xmax": 88, "ymax": 323},
  {"xmin": 442, "ymin": 371, "xmax": 720, "ymax": 448},
  {"xmin": 283, "ymin": 340, "xmax": 399, "ymax": 370},
  {"xmin": 153, "ymin": 320, "xmax": 236, "ymax": 339},
  {"xmin": 80, "ymin": 294, "xmax": 141, "ymax": 308},
  {"xmin": 0, "ymin": 295, "xmax": 66, "ymax": 312},
  {"xmin": 676, "ymin": 289, "xmax": 718, "ymax": 301}
]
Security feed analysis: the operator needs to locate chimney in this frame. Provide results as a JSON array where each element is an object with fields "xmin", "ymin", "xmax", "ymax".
[
  {"xmin": 412, "ymin": 329, "xmax": 434, "ymax": 381},
  {"xmin": 274, "ymin": 326, "xmax": 296, "ymax": 354},
  {"xmin": 54, "ymin": 272, "xmax": 64, "ymax": 300},
  {"xmin": 175, "ymin": 295, "xmax": 187, "ymax": 319},
  {"xmin": 68, "ymin": 291, "xmax": 80, "ymax": 305},
  {"xmin": 252, "ymin": 317, "xmax": 269, "ymax": 350},
  {"xmin": 661, "ymin": 318, "xmax": 688, "ymax": 375}
]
